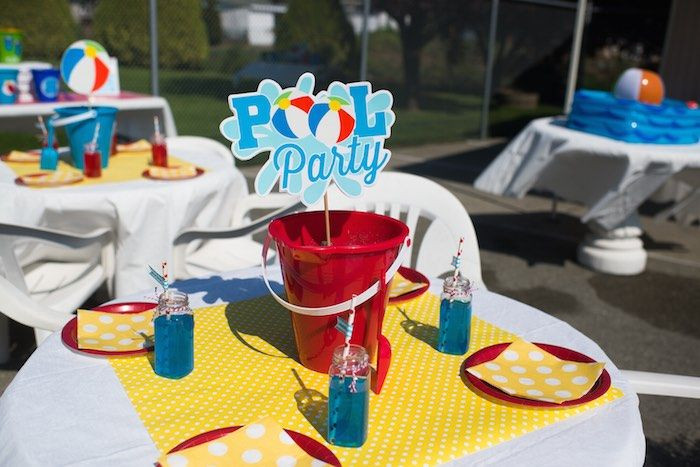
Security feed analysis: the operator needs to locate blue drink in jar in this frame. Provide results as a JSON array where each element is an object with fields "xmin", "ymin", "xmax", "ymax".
[
  {"xmin": 328, "ymin": 345, "xmax": 369, "ymax": 447},
  {"xmin": 437, "ymin": 275, "xmax": 472, "ymax": 355},
  {"xmin": 154, "ymin": 289, "xmax": 194, "ymax": 379}
]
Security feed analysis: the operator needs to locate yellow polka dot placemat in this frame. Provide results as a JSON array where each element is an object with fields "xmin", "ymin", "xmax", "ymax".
[
  {"xmin": 109, "ymin": 292, "xmax": 623, "ymax": 465},
  {"xmin": 4, "ymin": 150, "xmax": 199, "ymax": 188}
]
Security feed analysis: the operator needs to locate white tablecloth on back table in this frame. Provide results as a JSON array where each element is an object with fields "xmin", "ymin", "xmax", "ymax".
[
  {"xmin": 475, "ymin": 117, "xmax": 700, "ymax": 230},
  {"xmin": 0, "ymin": 137, "xmax": 246, "ymax": 296},
  {"xmin": 0, "ymin": 267, "xmax": 645, "ymax": 466}
]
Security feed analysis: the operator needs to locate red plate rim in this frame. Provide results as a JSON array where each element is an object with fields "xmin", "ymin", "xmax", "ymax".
[
  {"xmin": 388, "ymin": 266, "xmax": 430, "ymax": 304},
  {"xmin": 15, "ymin": 172, "xmax": 84, "ymax": 187},
  {"xmin": 61, "ymin": 301, "xmax": 157, "ymax": 357},
  {"xmin": 142, "ymin": 167, "xmax": 204, "ymax": 181},
  {"xmin": 461, "ymin": 342, "xmax": 611, "ymax": 409},
  {"xmin": 161, "ymin": 426, "xmax": 341, "ymax": 466}
]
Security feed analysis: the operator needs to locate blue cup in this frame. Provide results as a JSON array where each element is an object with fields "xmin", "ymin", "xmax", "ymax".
[
  {"xmin": 32, "ymin": 68, "xmax": 60, "ymax": 102},
  {"xmin": 0, "ymin": 69, "xmax": 18, "ymax": 104}
]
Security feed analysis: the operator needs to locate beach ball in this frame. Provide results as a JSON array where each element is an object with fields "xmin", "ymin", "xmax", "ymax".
[
  {"xmin": 60, "ymin": 40, "xmax": 111, "ymax": 95},
  {"xmin": 308, "ymin": 97, "xmax": 355, "ymax": 147},
  {"xmin": 271, "ymin": 90, "xmax": 314, "ymax": 139},
  {"xmin": 613, "ymin": 68, "xmax": 664, "ymax": 105}
]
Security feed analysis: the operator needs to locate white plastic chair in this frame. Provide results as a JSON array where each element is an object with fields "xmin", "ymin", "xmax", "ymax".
[
  {"xmin": 316, "ymin": 172, "xmax": 483, "ymax": 285},
  {"xmin": 172, "ymin": 193, "xmax": 304, "ymax": 280},
  {"xmin": 0, "ymin": 223, "xmax": 114, "ymax": 357}
]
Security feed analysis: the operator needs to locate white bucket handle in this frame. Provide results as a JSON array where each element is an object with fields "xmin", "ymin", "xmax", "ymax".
[
  {"xmin": 261, "ymin": 234, "xmax": 410, "ymax": 317},
  {"xmin": 50, "ymin": 109, "xmax": 98, "ymax": 128}
]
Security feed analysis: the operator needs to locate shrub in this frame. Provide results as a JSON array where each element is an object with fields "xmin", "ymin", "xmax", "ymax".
[
  {"xmin": 0, "ymin": 0, "xmax": 77, "ymax": 61},
  {"xmin": 275, "ymin": 0, "xmax": 357, "ymax": 73},
  {"xmin": 93, "ymin": 0, "xmax": 209, "ymax": 69},
  {"xmin": 202, "ymin": 0, "xmax": 223, "ymax": 46}
]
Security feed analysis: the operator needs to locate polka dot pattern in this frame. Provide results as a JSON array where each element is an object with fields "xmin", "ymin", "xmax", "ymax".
[
  {"xmin": 77, "ymin": 309, "xmax": 154, "ymax": 351},
  {"xmin": 157, "ymin": 417, "xmax": 326, "ymax": 466},
  {"xmin": 111, "ymin": 293, "xmax": 623, "ymax": 465},
  {"xmin": 466, "ymin": 338, "xmax": 608, "ymax": 404}
]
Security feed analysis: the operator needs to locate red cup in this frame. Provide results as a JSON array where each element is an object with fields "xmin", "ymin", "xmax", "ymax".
[
  {"xmin": 83, "ymin": 143, "xmax": 102, "ymax": 178},
  {"xmin": 151, "ymin": 137, "xmax": 168, "ymax": 167}
]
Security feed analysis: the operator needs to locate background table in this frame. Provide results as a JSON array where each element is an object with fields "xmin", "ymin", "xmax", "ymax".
[
  {"xmin": 0, "ymin": 91, "xmax": 178, "ymax": 140},
  {"xmin": 475, "ymin": 116, "xmax": 700, "ymax": 274},
  {"xmin": 0, "ymin": 266, "xmax": 645, "ymax": 466},
  {"xmin": 0, "ymin": 137, "xmax": 246, "ymax": 296}
]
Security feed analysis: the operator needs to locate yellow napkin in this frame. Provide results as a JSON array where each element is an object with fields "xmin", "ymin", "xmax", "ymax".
[
  {"xmin": 19, "ymin": 171, "xmax": 83, "ymax": 186},
  {"xmin": 77, "ymin": 309, "xmax": 154, "ymax": 351},
  {"xmin": 147, "ymin": 165, "xmax": 198, "ymax": 180},
  {"xmin": 158, "ymin": 417, "xmax": 332, "ymax": 467},
  {"xmin": 389, "ymin": 270, "xmax": 427, "ymax": 298},
  {"xmin": 117, "ymin": 139, "xmax": 151, "ymax": 152},
  {"xmin": 467, "ymin": 338, "xmax": 605, "ymax": 404},
  {"xmin": 5, "ymin": 150, "xmax": 39, "ymax": 162}
]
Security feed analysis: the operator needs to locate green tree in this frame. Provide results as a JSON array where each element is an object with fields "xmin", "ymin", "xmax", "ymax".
[
  {"xmin": 275, "ymin": 0, "xmax": 357, "ymax": 74},
  {"xmin": 0, "ymin": 0, "xmax": 77, "ymax": 60},
  {"xmin": 202, "ymin": 0, "xmax": 223, "ymax": 46},
  {"xmin": 94, "ymin": 0, "xmax": 209, "ymax": 69}
]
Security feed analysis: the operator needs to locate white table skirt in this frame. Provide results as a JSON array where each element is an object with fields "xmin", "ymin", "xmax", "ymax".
[
  {"xmin": 0, "ymin": 267, "xmax": 645, "ymax": 466},
  {"xmin": 475, "ymin": 116, "xmax": 700, "ymax": 230},
  {"xmin": 0, "ymin": 137, "xmax": 246, "ymax": 296}
]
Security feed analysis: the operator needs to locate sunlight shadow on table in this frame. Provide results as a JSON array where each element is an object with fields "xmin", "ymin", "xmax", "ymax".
[
  {"xmin": 292, "ymin": 369, "xmax": 329, "ymax": 442},
  {"xmin": 172, "ymin": 275, "xmax": 284, "ymax": 305},
  {"xmin": 397, "ymin": 306, "xmax": 439, "ymax": 350},
  {"xmin": 224, "ymin": 295, "xmax": 299, "ymax": 362}
]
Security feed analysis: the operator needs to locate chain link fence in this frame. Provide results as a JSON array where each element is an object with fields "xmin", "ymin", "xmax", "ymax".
[{"xmin": 1, "ymin": 0, "xmax": 671, "ymax": 154}]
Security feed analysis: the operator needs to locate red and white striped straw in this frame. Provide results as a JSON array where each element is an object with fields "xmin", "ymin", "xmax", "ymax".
[
  {"xmin": 452, "ymin": 237, "xmax": 464, "ymax": 281},
  {"xmin": 342, "ymin": 295, "xmax": 357, "ymax": 359}
]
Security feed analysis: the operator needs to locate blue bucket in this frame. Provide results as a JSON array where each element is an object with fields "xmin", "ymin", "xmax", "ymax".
[
  {"xmin": 0, "ymin": 69, "xmax": 18, "ymax": 104},
  {"xmin": 32, "ymin": 68, "xmax": 60, "ymax": 102},
  {"xmin": 54, "ymin": 106, "xmax": 117, "ymax": 169}
]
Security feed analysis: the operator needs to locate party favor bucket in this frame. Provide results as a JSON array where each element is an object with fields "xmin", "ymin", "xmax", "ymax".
[
  {"xmin": 53, "ymin": 106, "xmax": 117, "ymax": 169},
  {"xmin": 32, "ymin": 68, "xmax": 60, "ymax": 102},
  {"xmin": 0, "ymin": 29, "xmax": 22, "ymax": 64},
  {"xmin": 264, "ymin": 210, "xmax": 409, "ymax": 389},
  {"xmin": 0, "ymin": 69, "xmax": 17, "ymax": 104}
]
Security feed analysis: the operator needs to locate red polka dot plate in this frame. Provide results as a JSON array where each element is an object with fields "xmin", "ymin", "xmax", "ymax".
[
  {"xmin": 461, "ymin": 342, "xmax": 611, "ymax": 408},
  {"xmin": 61, "ymin": 301, "xmax": 157, "ymax": 357},
  {"xmin": 160, "ymin": 426, "xmax": 341, "ymax": 466}
]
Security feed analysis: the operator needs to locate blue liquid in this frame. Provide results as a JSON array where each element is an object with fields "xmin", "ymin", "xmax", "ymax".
[
  {"xmin": 328, "ymin": 375, "xmax": 369, "ymax": 447},
  {"xmin": 154, "ymin": 314, "xmax": 194, "ymax": 379},
  {"xmin": 437, "ymin": 299, "xmax": 472, "ymax": 355}
]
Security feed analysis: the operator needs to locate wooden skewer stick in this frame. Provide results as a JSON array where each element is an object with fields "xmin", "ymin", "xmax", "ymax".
[{"xmin": 323, "ymin": 192, "xmax": 332, "ymax": 246}]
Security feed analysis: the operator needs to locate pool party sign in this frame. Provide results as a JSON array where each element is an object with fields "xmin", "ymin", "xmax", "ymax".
[{"xmin": 220, "ymin": 73, "xmax": 395, "ymax": 205}]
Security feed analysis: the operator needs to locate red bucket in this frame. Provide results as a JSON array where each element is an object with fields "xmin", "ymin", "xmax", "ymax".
[{"xmin": 264, "ymin": 210, "xmax": 409, "ymax": 387}]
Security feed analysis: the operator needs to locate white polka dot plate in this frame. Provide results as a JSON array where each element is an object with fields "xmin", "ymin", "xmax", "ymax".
[
  {"xmin": 461, "ymin": 342, "xmax": 611, "ymax": 408},
  {"xmin": 62, "ymin": 302, "xmax": 157, "ymax": 357},
  {"xmin": 158, "ymin": 426, "xmax": 341, "ymax": 467}
]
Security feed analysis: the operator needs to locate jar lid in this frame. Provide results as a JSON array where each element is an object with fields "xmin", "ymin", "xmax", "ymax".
[
  {"xmin": 332, "ymin": 344, "xmax": 369, "ymax": 372},
  {"xmin": 442, "ymin": 274, "xmax": 472, "ymax": 299}
]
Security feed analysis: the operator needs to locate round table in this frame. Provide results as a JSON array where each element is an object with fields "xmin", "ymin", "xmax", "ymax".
[
  {"xmin": 0, "ymin": 267, "xmax": 645, "ymax": 466},
  {"xmin": 0, "ymin": 137, "xmax": 246, "ymax": 296},
  {"xmin": 475, "ymin": 116, "xmax": 700, "ymax": 275}
]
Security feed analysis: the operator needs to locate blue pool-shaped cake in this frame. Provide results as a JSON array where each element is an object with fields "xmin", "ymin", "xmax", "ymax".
[{"xmin": 567, "ymin": 89, "xmax": 700, "ymax": 144}]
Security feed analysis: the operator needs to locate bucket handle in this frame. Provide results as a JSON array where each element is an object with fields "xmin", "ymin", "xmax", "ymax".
[
  {"xmin": 261, "ymin": 234, "xmax": 411, "ymax": 317},
  {"xmin": 50, "ymin": 109, "xmax": 98, "ymax": 128}
]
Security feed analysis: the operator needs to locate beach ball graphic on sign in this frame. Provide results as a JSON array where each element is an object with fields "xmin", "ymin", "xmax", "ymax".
[
  {"xmin": 60, "ymin": 40, "xmax": 111, "ymax": 95},
  {"xmin": 271, "ymin": 90, "xmax": 314, "ymax": 139},
  {"xmin": 308, "ymin": 97, "xmax": 355, "ymax": 147},
  {"xmin": 613, "ymin": 68, "xmax": 665, "ymax": 106}
]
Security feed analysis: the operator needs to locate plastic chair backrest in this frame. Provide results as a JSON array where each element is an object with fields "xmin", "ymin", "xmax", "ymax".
[{"xmin": 315, "ymin": 172, "xmax": 483, "ymax": 285}]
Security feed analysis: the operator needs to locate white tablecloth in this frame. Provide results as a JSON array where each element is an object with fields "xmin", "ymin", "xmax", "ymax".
[
  {"xmin": 475, "ymin": 117, "xmax": 700, "ymax": 230},
  {"xmin": 0, "ymin": 267, "xmax": 645, "ymax": 466},
  {"xmin": 0, "ymin": 138, "xmax": 246, "ymax": 295}
]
